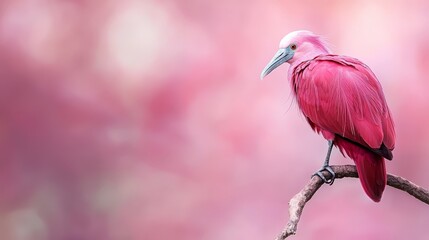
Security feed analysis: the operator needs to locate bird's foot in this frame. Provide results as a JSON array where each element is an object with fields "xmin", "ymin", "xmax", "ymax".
[{"xmin": 312, "ymin": 165, "xmax": 335, "ymax": 185}]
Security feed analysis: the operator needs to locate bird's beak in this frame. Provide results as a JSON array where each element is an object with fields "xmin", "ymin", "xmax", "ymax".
[{"xmin": 260, "ymin": 48, "xmax": 293, "ymax": 79}]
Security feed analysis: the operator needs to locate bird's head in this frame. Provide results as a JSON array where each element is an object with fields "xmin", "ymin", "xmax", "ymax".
[{"xmin": 260, "ymin": 30, "xmax": 331, "ymax": 79}]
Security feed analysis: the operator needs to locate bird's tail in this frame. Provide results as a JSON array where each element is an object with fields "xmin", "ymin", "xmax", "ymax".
[{"xmin": 336, "ymin": 139, "xmax": 387, "ymax": 202}]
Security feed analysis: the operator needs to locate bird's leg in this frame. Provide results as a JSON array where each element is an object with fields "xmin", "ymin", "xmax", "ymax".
[{"xmin": 313, "ymin": 140, "xmax": 335, "ymax": 185}]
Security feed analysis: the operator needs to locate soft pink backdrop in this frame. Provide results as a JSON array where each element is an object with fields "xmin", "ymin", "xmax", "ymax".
[{"xmin": 0, "ymin": 0, "xmax": 428, "ymax": 239}]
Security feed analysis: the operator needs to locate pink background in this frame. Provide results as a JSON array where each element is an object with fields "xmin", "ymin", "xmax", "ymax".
[{"xmin": 0, "ymin": 0, "xmax": 428, "ymax": 239}]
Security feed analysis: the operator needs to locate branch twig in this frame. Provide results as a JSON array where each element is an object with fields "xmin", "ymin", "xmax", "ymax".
[{"xmin": 276, "ymin": 165, "xmax": 429, "ymax": 240}]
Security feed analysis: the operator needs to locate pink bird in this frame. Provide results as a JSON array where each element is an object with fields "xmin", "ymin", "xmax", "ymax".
[{"xmin": 261, "ymin": 30, "xmax": 395, "ymax": 202}]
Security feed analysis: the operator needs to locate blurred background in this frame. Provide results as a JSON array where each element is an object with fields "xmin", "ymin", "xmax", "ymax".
[{"xmin": 0, "ymin": 0, "xmax": 428, "ymax": 239}]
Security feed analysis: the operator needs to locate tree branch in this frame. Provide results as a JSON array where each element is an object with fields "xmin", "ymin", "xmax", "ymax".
[{"xmin": 276, "ymin": 165, "xmax": 429, "ymax": 240}]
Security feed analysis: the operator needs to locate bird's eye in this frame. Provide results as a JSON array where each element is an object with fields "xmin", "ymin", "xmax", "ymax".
[{"xmin": 290, "ymin": 44, "xmax": 297, "ymax": 50}]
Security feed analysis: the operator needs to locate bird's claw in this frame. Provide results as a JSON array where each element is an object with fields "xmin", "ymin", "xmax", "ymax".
[{"xmin": 312, "ymin": 165, "xmax": 335, "ymax": 185}]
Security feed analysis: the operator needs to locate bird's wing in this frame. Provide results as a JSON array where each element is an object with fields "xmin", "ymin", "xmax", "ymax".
[{"xmin": 293, "ymin": 55, "xmax": 395, "ymax": 150}]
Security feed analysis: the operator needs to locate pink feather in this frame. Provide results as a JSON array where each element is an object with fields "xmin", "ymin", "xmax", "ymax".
[{"xmin": 293, "ymin": 56, "xmax": 394, "ymax": 201}]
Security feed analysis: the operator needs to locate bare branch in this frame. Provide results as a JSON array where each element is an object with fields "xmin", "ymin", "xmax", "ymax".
[{"xmin": 276, "ymin": 165, "xmax": 429, "ymax": 240}]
